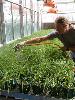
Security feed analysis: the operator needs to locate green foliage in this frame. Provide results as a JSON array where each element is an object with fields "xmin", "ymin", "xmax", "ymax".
[{"xmin": 0, "ymin": 29, "xmax": 75, "ymax": 97}]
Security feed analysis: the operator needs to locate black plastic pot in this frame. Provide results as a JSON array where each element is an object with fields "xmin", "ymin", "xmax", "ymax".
[
  {"xmin": 32, "ymin": 85, "xmax": 43, "ymax": 95},
  {"xmin": 49, "ymin": 86, "xmax": 68, "ymax": 99},
  {"xmin": 67, "ymin": 88, "xmax": 74, "ymax": 99},
  {"xmin": 19, "ymin": 84, "xmax": 30, "ymax": 94},
  {"xmin": 4, "ymin": 81, "xmax": 9, "ymax": 90},
  {"xmin": 9, "ymin": 80, "xmax": 17, "ymax": 90}
]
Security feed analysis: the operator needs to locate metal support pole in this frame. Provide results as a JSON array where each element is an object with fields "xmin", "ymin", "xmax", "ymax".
[
  {"xmin": 30, "ymin": 0, "xmax": 33, "ymax": 34},
  {"xmin": 11, "ymin": 3, "xmax": 14, "ymax": 40},
  {"xmin": 0, "ymin": 0, "xmax": 5, "ymax": 45},
  {"xmin": 25, "ymin": 0, "xmax": 28, "ymax": 35},
  {"xmin": 37, "ymin": 1, "xmax": 39, "ymax": 31},
  {"xmin": 19, "ymin": 0, "xmax": 24, "ymax": 38}
]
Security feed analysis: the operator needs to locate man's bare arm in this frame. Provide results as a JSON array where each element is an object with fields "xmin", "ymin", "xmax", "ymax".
[
  {"xmin": 14, "ymin": 35, "xmax": 50, "ymax": 51},
  {"xmin": 14, "ymin": 32, "xmax": 57, "ymax": 51},
  {"xmin": 19, "ymin": 35, "xmax": 51, "ymax": 46}
]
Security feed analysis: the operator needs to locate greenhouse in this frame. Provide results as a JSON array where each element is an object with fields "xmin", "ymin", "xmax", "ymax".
[{"xmin": 0, "ymin": 0, "xmax": 75, "ymax": 100}]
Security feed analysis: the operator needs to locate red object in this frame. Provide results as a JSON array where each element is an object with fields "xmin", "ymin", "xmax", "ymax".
[
  {"xmin": 48, "ymin": 7, "xmax": 58, "ymax": 13},
  {"xmin": 43, "ymin": 0, "xmax": 56, "ymax": 7}
]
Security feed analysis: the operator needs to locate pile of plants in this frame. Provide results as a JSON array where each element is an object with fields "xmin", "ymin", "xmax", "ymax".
[{"xmin": 0, "ymin": 29, "xmax": 75, "ymax": 99}]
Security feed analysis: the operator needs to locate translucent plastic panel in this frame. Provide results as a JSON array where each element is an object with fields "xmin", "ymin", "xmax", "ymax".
[
  {"xmin": 13, "ymin": 16, "xmax": 20, "ymax": 39},
  {"xmin": 3, "ymin": 2, "xmax": 11, "ymax": 20},
  {"xmin": 4, "ymin": 1, "xmax": 20, "ymax": 43},
  {"xmin": 5, "ymin": 16, "xmax": 12, "ymax": 43},
  {"xmin": 12, "ymin": 4, "xmax": 19, "ymax": 15},
  {"xmin": 2, "ymin": 0, "xmax": 42, "ymax": 43}
]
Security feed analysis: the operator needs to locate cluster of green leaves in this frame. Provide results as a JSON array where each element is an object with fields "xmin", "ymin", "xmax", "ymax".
[{"xmin": 0, "ymin": 29, "xmax": 75, "ymax": 95}]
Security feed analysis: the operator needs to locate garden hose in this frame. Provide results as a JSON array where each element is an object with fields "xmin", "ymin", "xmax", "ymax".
[
  {"xmin": 25, "ymin": 42, "xmax": 62, "ymax": 48},
  {"xmin": 14, "ymin": 41, "xmax": 63, "ymax": 52}
]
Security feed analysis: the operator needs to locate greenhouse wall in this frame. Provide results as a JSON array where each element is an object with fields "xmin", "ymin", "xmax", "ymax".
[{"xmin": 0, "ymin": 0, "xmax": 42, "ymax": 44}]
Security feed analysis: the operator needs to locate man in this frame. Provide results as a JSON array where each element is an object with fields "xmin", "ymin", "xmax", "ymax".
[{"xmin": 15, "ymin": 16, "xmax": 75, "ymax": 62}]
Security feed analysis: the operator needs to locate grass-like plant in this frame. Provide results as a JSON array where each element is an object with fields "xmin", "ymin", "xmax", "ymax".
[{"xmin": 0, "ymin": 29, "xmax": 75, "ymax": 98}]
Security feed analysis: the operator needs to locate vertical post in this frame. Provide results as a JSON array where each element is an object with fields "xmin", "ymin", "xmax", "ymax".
[
  {"xmin": 30, "ymin": 0, "xmax": 33, "ymax": 34},
  {"xmin": 19, "ymin": 0, "xmax": 24, "ymax": 38},
  {"xmin": 37, "ymin": 0, "xmax": 39, "ymax": 31},
  {"xmin": 25, "ymin": 0, "xmax": 28, "ymax": 35},
  {"xmin": 11, "ymin": 3, "xmax": 14, "ymax": 40},
  {"xmin": 40, "ymin": 10, "xmax": 43, "ymax": 29},
  {"xmin": 33, "ymin": 11, "xmax": 35, "ymax": 31},
  {"xmin": 0, "ymin": 0, "xmax": 5, "ymax": 45},
  {"xmin": 39, "ymin": 1, "xmax": 43, "ymax": 30}
]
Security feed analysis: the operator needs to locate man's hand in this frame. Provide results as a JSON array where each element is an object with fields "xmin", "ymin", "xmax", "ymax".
[
  {"xmin": 14, "ymin": 41, "xmax": 27, "ymax": 52},
  {"xmin": 14, "ymin": 43, "xmax": 23, "ymax": 52}
]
